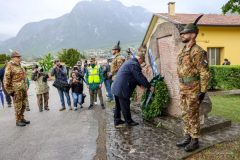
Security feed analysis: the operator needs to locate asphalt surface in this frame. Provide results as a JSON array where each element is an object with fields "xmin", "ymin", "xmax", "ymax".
[{"xmin": 0, "ymin": 81, "xmax": 102, "ymax": 160}]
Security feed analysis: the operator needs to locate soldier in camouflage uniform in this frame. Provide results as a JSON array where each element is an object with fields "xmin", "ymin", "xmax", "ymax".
[
  {"xmin": 3, "ymin": 51, "xmax": 30, "ymax": 127},
  {"xmin": 110, "ymin": 41, "xmax": 125, "ymax": 81},
  {"xmin": 176, "ymin": 15, "xmax": 210, "ymax": 152}
]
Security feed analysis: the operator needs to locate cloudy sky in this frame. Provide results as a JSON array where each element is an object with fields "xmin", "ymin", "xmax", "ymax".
[{"xmin": 0, "ymin": 0, "xmax": 228, "ymax": 37}]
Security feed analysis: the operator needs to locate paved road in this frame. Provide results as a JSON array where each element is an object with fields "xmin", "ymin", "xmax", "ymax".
[
  {"xmin": 3, "ymin": 81, "xmax": 239, "ymax": 160},
  {"xmin": 0, "ymin": 81, "xmax": 105, "ymax": 160}
]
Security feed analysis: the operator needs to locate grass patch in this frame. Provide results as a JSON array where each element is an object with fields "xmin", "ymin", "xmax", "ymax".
[
  {"xmin": 185, "ymin": 137, "xmax": 240, "ymax": 160},
  {"xmin": 210, "ymin": 95, "xmax": 240, "ymax": 122}
]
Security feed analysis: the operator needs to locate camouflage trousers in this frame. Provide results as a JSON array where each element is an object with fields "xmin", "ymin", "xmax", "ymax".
[
  {"xmin": 13, "ymin": 89, "xmax": 27, "ymax": 122},
  {"xmin": 180, "ymin": 93, "xmax": 200, "ymax": 138},
  {"xmin": 37, "ymin": 92, "xmax": 49, "ymax": 110}
]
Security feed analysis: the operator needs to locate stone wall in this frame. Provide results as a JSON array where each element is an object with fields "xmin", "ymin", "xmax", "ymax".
[{"xmin": 136, "ymin": 22, "xmax": 184, "ymax": 117}]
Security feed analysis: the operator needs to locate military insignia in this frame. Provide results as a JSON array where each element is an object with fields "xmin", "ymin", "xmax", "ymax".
[
  {"xmin": 178, "ymin": 59, "xmax": 182, "ymax": 65},
  {"xmin": 202, "ymin": 59, "xmax": 208, "ymax": 67}
]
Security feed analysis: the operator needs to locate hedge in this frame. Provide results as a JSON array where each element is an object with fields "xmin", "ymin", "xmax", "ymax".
[{"xmin": 209, "ymin": 65, "xmax": 240, "ymax": 90}]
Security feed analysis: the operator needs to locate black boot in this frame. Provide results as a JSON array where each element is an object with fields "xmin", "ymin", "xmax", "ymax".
[
  {"xmin": 16, "ymin": 121, "xmax": 26, "ymax": 127},
  {"xmin": 184, "ymin": 138, "xmax": 199, "ymax": 152},
  {"xmin": 21, "ymin": 119, "xmax": 30, "ymax": 125},
  {"xmin": 101, "ymin": 104, "xmax": 105, "ymax": 109},
  {"xmin": 114, "ymin": 120, "xmax": 125, "ymax": 126},
  {"xmin": 126, "ymin": 120, "xmax": 139, "ymax": 127},
  {"xmin": 88, "ymin": 105, "xmax": 93, "ymax": 110},
  {"xmin": 176, "ymin": 134, "xmax": 191, "ymax": 147}
]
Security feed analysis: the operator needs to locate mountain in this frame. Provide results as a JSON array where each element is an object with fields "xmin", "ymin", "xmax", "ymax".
[
  {"xmin": 0, "ymin": 0, "xmax": 152, "ymax": 56},
  {"xmin": 0, "ymin": 34, "xmax": 12, "ymax": 42}
]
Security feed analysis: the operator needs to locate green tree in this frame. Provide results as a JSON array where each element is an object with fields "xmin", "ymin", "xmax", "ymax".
[
  {"xmin": 222, "ymin": 0, "xmax": 240, "ymax": 14},
  {"xmin": 0, "ymin": 53, "xmax": 11, "ymax": 64},
  {"xmin": 38, "ymin": 53, "xmax": 54, "ymax": 72},
  {"xmin": 57, "ymin": 48, "xmax": 85, "ymax": 68}
]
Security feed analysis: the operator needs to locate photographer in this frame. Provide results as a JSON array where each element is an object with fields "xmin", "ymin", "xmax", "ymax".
[
  {"xmin": 69, "ymin": 71, "xmax": 84, "ymax": 111},
  {"xmin": 51, "ymin": 59, "xmax": 72, "ymax": 111},
  {"xmin": 32, "ymin": 64, "xmax": 50, "ymax": 112}
]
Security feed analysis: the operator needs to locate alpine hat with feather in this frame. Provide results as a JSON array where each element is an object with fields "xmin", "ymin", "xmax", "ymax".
[
  {"xmin": 180, "ymin": 14, "xmax": 204, "ymax": 34},
  {"xmin": 112, "ymin": 41, "xmax": 121, "ymax": 51}
]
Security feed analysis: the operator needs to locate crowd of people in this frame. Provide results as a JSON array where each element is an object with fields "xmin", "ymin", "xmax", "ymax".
[
  {"xmin": 1, "ymin": 17, "xmax": 212, "ymax": 153},
  {"xmin": 0, "ymin": 41, "xmax": 147, "ymax": 126}
]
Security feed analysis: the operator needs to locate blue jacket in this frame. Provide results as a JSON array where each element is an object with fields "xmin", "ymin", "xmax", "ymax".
[
  {"xmin": 112, "ymin": 58, "xmax": 151, "ymax": 99},
  {"xmin": 0, "ymin": 66, "xmax": 5, "ymax": 82},
  {"xmin": 51, "ymin": 66, "xmax": 68, "ymax": 82}
]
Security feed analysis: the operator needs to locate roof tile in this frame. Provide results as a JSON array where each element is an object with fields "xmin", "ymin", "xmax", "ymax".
[{"xmin": 156, "ymin": 13, "xmax": 240, "ymax": 26}]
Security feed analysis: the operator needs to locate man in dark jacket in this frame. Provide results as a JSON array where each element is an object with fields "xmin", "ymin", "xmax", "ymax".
[
  {"xmin": 112, "ymin": 52, "xmax": 154, "ymax": 126},
  {"xmin": 51, "ymin": 59, "xmax": 72, "ymax": 111},
  {"xmin": 0, "ymin": 62, "xmax": 12, "ymax": 107},
  {"xmin": 101, "ymin": 60, "xmax": 114, "ymax": 102}
]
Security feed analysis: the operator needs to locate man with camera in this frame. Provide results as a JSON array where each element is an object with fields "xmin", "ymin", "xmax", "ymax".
[
  {"xmin": 51, "ymin": 59, "xmax": 72, "ymax": 111},
  {"xmin": 32, "ymin": 64, "xmax": 50, "ymax": 112}
]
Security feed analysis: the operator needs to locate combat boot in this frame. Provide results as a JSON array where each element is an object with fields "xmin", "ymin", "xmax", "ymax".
[
  {"xmin": 184, "ymin": 138, "xmax": 199, "ymax": 152},
  {"xmin": 21, "ymin": 119, "xmax": 30, "ymax": 125},
  {"xmin": 176, "ymin": 134, "xmax": 191, "ymax": 147},
  {"xmin": 16, "ymin": 121, "xmax": 26, "ymax": 127},
  {"xmin": 101, "ymin": 104, "xmax": 105, "ymax": 109}
]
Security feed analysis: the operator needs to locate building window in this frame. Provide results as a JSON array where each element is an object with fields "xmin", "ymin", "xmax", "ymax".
[{"xmin": 207, "ymin": 48, "xmax": 221, "ymax": 65}]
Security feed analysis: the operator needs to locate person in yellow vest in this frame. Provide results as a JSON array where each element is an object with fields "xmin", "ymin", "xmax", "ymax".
[{"xmin": 85, "ymin": 57, "xmax": 105, "ymax": 109}]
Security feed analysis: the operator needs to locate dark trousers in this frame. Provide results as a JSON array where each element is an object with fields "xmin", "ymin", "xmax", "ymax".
[
  {"xmin": 3, "ymin": 86, "xmax": 11, "ymax": 104},
  {"xmin": 89, "ymin": 88, "xmax": 103, "ymax": 105},
  {"xmin": 114, "ymin": 96, "xmax": 132, "ymax": 124}
]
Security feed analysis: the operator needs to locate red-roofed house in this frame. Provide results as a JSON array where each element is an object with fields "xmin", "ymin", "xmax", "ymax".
[{"xmin": 141, "ymin": 2, "xmax": 240, "ymax": 117}]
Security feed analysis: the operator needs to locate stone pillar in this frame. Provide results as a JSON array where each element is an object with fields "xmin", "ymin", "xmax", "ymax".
[{"xmin": 138, "ymin": 22, "xmax": 184, "ymax": 117}]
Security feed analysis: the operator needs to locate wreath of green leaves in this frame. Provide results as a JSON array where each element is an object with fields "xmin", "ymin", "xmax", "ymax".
[{"xmin": 141, "ymin": 80, "xmax": 170, "ymax": 120}]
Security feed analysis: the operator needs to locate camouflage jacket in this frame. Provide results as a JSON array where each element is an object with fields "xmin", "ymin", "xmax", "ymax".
[
  {"xmin": 177, "ymin": 43, "xmax": 210, "ymax": 94},
  {"xmin": 110, "ymin": 53, "xmax": 124, "ymax": 80},
  {"xmin": 32, "ymin": 72, "xmax": 49, "ymax": 94},
  {"xmin": 3, "ymin": 61, "xmax": 27, "ymax": 94}
]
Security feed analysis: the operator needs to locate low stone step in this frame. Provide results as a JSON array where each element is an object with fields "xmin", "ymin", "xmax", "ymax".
[
  {"xmin": 200, "ymin": 116, "xmax": 232, "ymax": 134},
  {"xmin": 131, "ymin": 104, "xmax": 232, "ymax": 136},
  {"xmin": 208, "ymin": 89, "xmax": 240, "ymax": 96}
]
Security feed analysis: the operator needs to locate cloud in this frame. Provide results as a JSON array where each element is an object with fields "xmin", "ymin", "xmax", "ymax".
[{"xmin": 0, "ymin": 0, "xmax": 229, "ymax": 37}]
